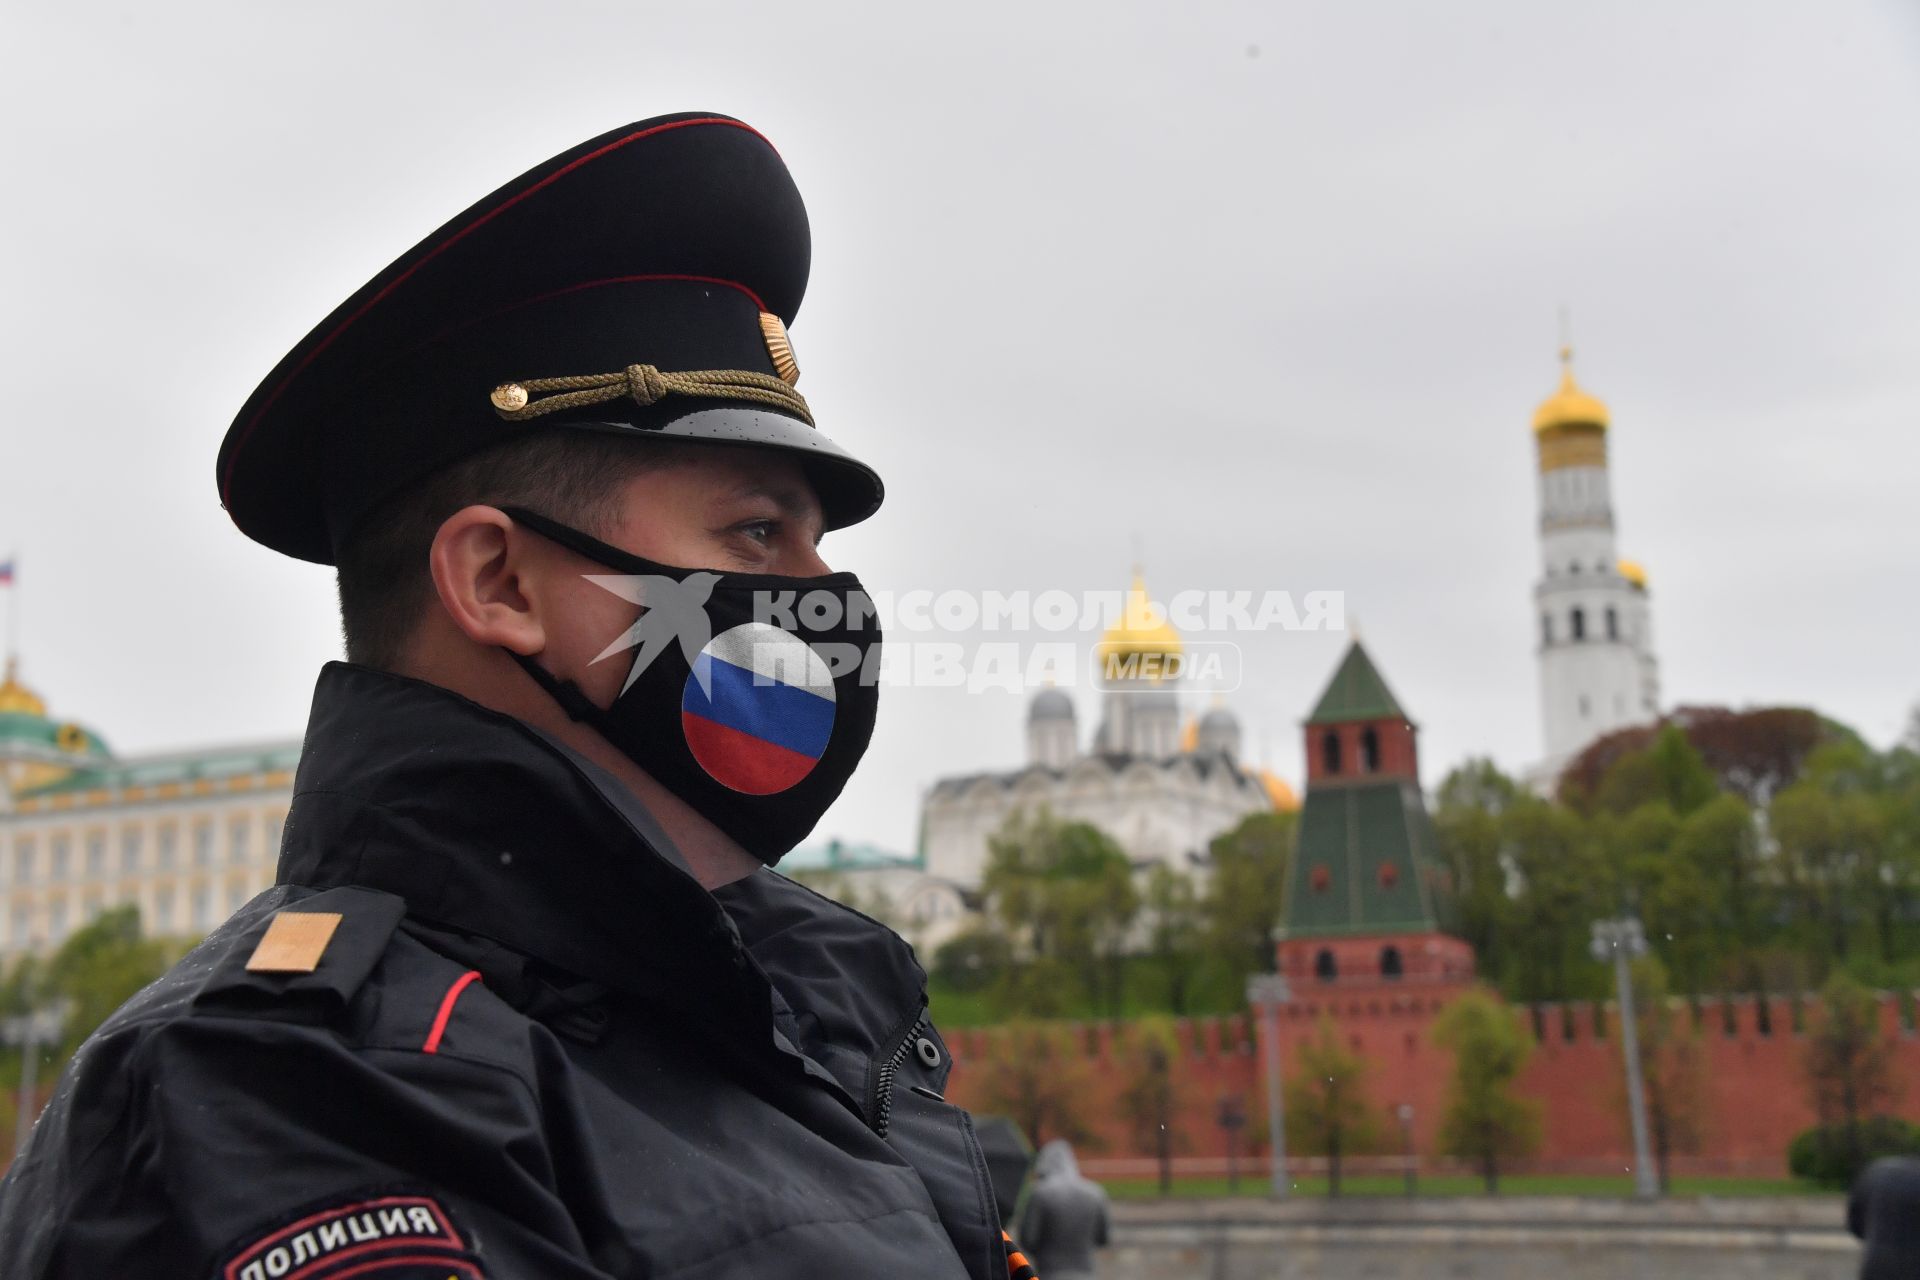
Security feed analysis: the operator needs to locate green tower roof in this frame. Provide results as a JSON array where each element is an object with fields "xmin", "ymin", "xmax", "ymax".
[
  {"xmin": 1306, "ymin": 640, "xmax": 1407, "ymax": 726},
  {"xmin": 1281, "ymin": 780, "xmax": 1448, "ymax": 938}
]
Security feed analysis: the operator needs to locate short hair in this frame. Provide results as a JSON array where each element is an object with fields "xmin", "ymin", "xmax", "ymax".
[{"xmin": 335, "ymin": 429, "xmax": 688, "ymax": 669}]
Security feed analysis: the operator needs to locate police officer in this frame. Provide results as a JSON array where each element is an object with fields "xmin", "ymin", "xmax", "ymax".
[{"xmin": 0, "ymin": 113, "xmax": 1033, "ymax": 1280}]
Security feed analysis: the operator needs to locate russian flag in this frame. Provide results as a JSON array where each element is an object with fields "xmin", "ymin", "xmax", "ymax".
[
  {"xmin": 0, "ymin": 561, "xmax": 13, "ymax": 586},
  {"xmin": 681, "ymin": 622, "xmax": 837, "ymax": 795}
]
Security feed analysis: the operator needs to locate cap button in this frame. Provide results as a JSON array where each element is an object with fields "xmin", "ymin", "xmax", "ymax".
[{"xmin": 490, "ymin": 382, "xmax": 529, "ymax": 412}]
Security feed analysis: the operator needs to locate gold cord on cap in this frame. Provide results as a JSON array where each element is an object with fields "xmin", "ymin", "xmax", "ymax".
[{"xmin": 489, "ymin": 364, "xmax": 813, "ymax": 426}]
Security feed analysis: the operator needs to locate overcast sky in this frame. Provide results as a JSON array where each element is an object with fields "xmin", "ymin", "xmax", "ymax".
[{"xmin": 3, "ymin": 1, "xmax": 1916, "ymax": 854}]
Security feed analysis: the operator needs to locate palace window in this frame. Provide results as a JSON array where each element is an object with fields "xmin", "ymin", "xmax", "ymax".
[
  {"xmin": 1321, "ymin": 730, "xmax": 1342, "ymax": 775},
  {"xmin": 51, "ymin": 835, "xmax": 70, "ymax": 881},
  {"xmin": 158, "ymin": 826, "xmax": 178, "ymax": 870},
  {"xmin": 1606, "ymin": 606, "xmax": 1619, "ymax": 640},
  {"xmin": 194, "ymin": 822, "xmax": 215, "ymax": 868},
  {"xmin": 13, "ymin": 840, "xmax": 35, "ymax": 885},
  {"xmin": 229, "ymin": 817, "xmax": 251, "ymax": 865},
  {"xmin": 1570, "ymin": 607, "xmax": 1586, "ymax": 641},
  {"xmin": 1541, "ymin": 613, "xmax": 1553, "ymax": 645},
  {"xmin": 1380, "ymin": 945, "xmax": 1404, "ymax": 978},
  {"xmin": 121, "ymin": 828, "xmax": 142, "ymax": 874},
  {"xmin": 86, "ymin": 833, "xmax": 107, "ymax": 878}
]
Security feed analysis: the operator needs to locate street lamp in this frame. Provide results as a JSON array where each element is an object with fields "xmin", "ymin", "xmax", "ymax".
[
  {"xmin": 1396, "ymin": 1102, "xmax": 1417, "ymax": 1199},
  {"xmin": 2, "ymin": 999, "xmax": 72, "ymax": 1155},
  {"xmin": 1245, "ymin": 973, "xmax": 1292, "ymax": 1200},
  {"xmin": 1216, "ymin": 1094, "xmax": 1247, "ymax": 1194},
  {"xmin": 1590, "ymin": 917, "xmax": 1657, "ymax": 1199}
]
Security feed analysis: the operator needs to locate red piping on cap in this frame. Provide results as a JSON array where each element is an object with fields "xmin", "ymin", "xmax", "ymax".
[{"xmin": 220, "ymin": 116, "xmax": 771, "ymax": 509}]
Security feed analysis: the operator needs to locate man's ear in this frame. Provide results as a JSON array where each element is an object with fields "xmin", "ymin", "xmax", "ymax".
[{"xmin": 427, "ymin": 505, "xmax": 547, "ymax": 656}]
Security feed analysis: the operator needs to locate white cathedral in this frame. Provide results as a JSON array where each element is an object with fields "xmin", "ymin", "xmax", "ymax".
[
  {"xmin": 917, "ymin": 574, "xmax": 1295, "ymax": 890},
  {"xmin": 1531, "ymin": 346, "xmax": 1661, "ymax": 782}
]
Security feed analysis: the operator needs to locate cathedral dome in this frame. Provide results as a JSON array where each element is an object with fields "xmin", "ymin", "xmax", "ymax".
[
  {"xmin": 1028, "ymin": 686, "xmax": 1074, "ymax": 722},
  {"xmin": 1098, "ymin": 572, "xmax": 1182, "ymax": 660},
  {"xmin": 1618, "ymin": 558, "xmax": 1648, "ymax": 590},
  {"xmin": 1257, "ymin": 767, "xmax": 1299, "ymax": 812},
  {"xmin": 0, "ymin": 657, "xmax": 46, "ymax": 717},
  {"xmin": 1532, "ymin": 349, "xmax": 1610, "ymax": 434}
]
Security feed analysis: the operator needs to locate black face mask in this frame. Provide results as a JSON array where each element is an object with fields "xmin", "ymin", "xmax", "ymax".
[{"xmin": 501, "ymin": 506, "xmax": 881, "ymax": 865}]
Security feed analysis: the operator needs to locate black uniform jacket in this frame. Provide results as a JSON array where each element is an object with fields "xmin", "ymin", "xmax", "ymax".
[{"xmin": 0, "ymin": 663, "xmax": 1006, "ymax": 1279}]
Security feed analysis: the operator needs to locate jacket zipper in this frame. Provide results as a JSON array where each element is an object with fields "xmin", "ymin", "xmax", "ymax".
[{"xmin": 871, "ymin": 1010, "xmax": 927, "ymax": 1139}]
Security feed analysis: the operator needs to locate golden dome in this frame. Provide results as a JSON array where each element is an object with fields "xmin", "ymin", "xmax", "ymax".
[
  {"xmin": 1258, "ymin": 767, "xmax": 1299, "ymax": 812},
  {"xmin": 1532, "ymin": 347, "xmax": 1610, "ymax": 434},
  {"xmin": 0, "ymin": 657, "xmax": 46, "ymax": 717},
  {"xmin": 1179, "ymin": 715, "xmax": 1198, "ymax": 753},
  {"xmin": 1618, "ymin": 558, "xmax": 1648, "ymax": 590},
  {"xmin": 1098, "ymin": 571, "xmax": 1183, "ymax": 660}
]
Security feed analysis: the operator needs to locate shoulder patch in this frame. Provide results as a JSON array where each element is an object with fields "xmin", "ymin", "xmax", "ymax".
[
  {"xmin": 195, "ymin": 886, "xmax": 407, "ymax": 1018},
  {"xmin": 217, "ymin": 1190, "xmax": 483, "ymax": 1280},
  {"xmin": 247, "ymin": 911, "xmax": 344, "ymax": 974}
]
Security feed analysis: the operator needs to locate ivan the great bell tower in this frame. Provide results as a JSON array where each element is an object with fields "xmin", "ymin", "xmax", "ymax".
[{"xmin": 1531, "ymin": 346, "xmax": 1660, "ymax": 780}]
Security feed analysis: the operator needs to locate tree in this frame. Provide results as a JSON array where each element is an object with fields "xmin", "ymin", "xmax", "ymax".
[
  {"xmin": 1433, "ymin": 992, "xmax": 1542, "ymax": 1193},
  {"xmin": 1804, "ymin": 973, "xmax": 1898, "ymax": 1182},
  {"xmin": 1282, "ymin": 1018, "xmax": 1380, "ymax": 1197},
  {"xmin": 1201, "ymin": 810, "xmax": 1296, "ymax": 988},
  {"xmin": 1116, "ymin": 1016, "xmax": 1187, "ymax": 1194},
  {"xmin": 983, "ymin": 810, "xmax": 1139, "ymax": 1018},
  {"xmin": 1773, "ymin": 777, "xmax": 1884, "ymax": 965},
  {"xmin": 1625, "ymin": 957, "xmax": 1707, "ymax": 1192},
  {"xmin": 973, "ymin": 1020, "xmax": 1098, "ymax": 1151},
  {"xmin": 1141, "ymin": 866, "xmax": 1205, "ymax": 1015},
  {"xmin": 1434, "ymin": 760, "xmax": 1522, "ymax": 981},
  {"xmin": 1503, "ymin": 798, "xmax": 1611, "ymax": 1002},
  {"xmin": 1592, "ymin": 725, "xmax": 1719, "ymax": 819},
  {"xmin": 930, "ymin": 925, "xmax": 1013, "ymax": 997}
]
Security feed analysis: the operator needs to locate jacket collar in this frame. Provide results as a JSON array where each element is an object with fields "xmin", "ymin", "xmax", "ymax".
[
  {"xmin": 279, "ymin": 662, "xmax": 752, "ymax": 1017},
  {"xmin": 277, "ymin": 662, "xmax": 928, "ymax": 1100}
]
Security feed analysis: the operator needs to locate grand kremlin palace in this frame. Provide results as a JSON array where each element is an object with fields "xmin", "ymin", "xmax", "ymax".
[{"xmin": 0, "ymin": 659, "xmax": 297, "ymax": 959}]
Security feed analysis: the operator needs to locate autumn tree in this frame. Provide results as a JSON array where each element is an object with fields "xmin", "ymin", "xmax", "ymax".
[
  {"xmin": 1433, "ymin": 992, "xmax": 1541, "ymax": 1193},
  {"xmin": 1116, "ymin": 1016, "xmax": 1187, "ymax": 1194},
  {"xmin": 1283, "ymin": 1018, "xmax": 1380, "ymax": 1197},
  {"xmin": 974, "ymin": 1020, "xmax": 1098, "ymax": 1150}
]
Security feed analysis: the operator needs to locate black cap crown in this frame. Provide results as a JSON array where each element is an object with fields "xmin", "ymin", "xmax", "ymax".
[{"xmin": 217, "ymin": 113, "xmax": 882, "ymax": 565}]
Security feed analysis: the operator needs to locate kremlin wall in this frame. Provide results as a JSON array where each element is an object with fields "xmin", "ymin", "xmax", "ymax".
[{"xmin": 938, "ymin": 991, "xmax": 1920, "ymax": 1180}]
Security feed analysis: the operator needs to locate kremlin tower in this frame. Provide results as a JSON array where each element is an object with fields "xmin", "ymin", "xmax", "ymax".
[{"xmin": 1531, "ymin": 347, "xmax": 1660, "ymax": 781}]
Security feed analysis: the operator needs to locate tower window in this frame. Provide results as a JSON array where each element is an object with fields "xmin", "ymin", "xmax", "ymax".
[
  {"xmin": 1380, "ymin": 945, "xmax": 1404, "ymax": 979},
  {"xmin": 1570, "ymin": 607, "xmax": 1586, "ymax": 641},
  {"xmin": 1360, "ymin": 727, "xmax": 1381, "ymax": 773},
  {"xmin": 1541, "ymin": 614, "xmax": 1553, "ymax": 645},
  {"xmin": 1321, "ymin": 730, "xmax": 1342, "ymax": 775},
  {"xmin": 1606, "ymin": 607, "xmax": 1619, "ymax": 640},
  {"xmin": 1569, "ymin": 562, "xmax": 1582, "ymax": 574},
  {"xmin": 1314, "ymin": 949, "xmax": 1339, "ymax": 983}
]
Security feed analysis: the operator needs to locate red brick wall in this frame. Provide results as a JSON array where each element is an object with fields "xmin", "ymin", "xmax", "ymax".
[{"xmin": 940, "ymin": 989, "xmax": 1920, "ymax": 1178}]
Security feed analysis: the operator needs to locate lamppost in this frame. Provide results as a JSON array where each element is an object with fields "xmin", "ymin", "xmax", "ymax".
[
  {"xmin": 2, "ymin": 1000, "xmax": 72, "ymax": 1155},
  {"xmin": 1216, "ymin": 1094, "xmax": 1247, "ymax": 1194},
  {"xmin": 1591, "ymin": 917, "xmax": 1658, "ymax": 1199},
  {"xmin": 1245, "ymin": 973, "xmax": 1292, "ymax": 1199},
  {"xmin": 1396, "ymin": 1102, "xmax": 1417, "ymax": 1199}
]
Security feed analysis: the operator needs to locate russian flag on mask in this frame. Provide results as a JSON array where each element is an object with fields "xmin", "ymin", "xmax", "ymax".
[{"xmin": 681, "ymin": 622, "xmax": 836, "ymax": 795}]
